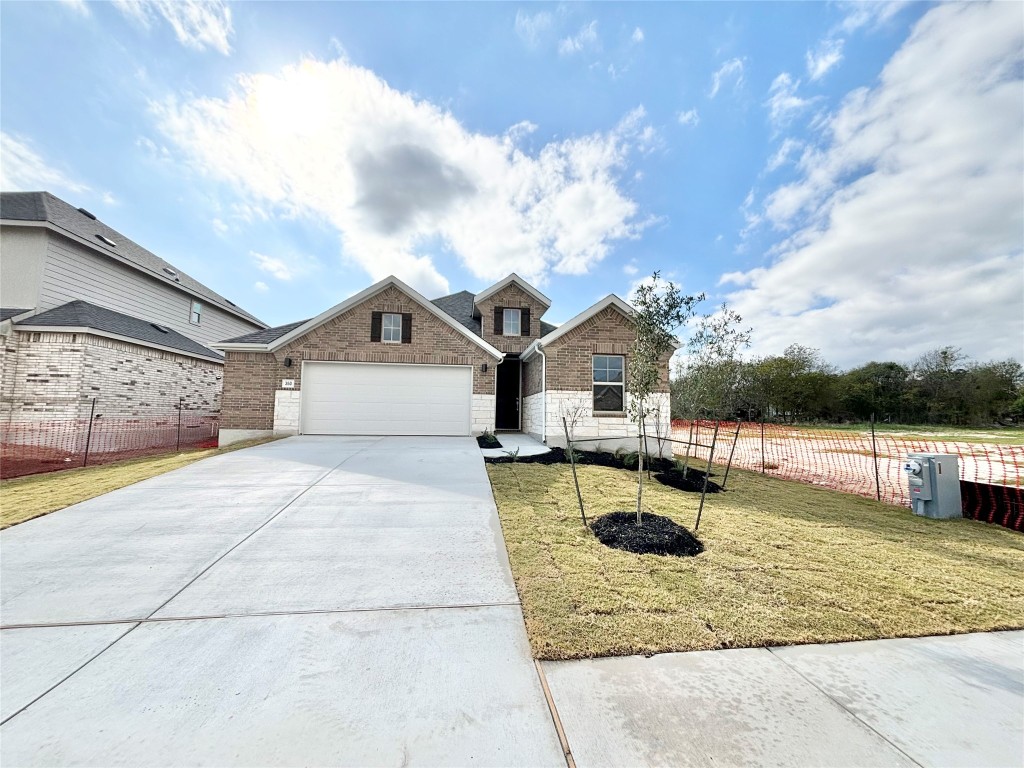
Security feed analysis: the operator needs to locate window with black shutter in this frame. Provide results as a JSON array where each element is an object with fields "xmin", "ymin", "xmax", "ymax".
[
  {"xmin": 494, "ymin": 306, "xmax": 503, "ymax": 334},
  {"xmin": 370, "ymin": 311, "xmax": 383, "ymax": 342},
  {"xmin": 401, "ymin": 313, "xmax": 412, "ymax": 343}
]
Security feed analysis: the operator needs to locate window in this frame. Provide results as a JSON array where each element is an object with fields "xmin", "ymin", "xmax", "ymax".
[
  {"xmin": 382, "ymin": 312, "xmax": 402, "ymax": 343},
  {"xmin": 503, "ymin": 308, "xmax": 521, "ymax": 336},
  {"xmin": 190, "ymin": 301, "xmax": 202, "ymax": 325},
  {"xmin": 592, "ymin": 355, "xmax": 625, "ymax": 412}
]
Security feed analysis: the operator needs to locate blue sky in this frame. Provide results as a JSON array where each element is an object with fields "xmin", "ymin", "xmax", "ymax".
[{"xmin": 2, "ymin": 1, "xmax": 1021, "ymax": 368}]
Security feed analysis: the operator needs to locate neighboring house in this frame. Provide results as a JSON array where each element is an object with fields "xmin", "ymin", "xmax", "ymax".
[
  {"xmin": 0, "ymin": 191, "xmax": 266, "ymax": 421},
  {"xmin": 215, "ymin": 273, "xmax": 671, "ymax": 452}
]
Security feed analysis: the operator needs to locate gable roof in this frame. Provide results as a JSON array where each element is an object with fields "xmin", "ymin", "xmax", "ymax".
[
  {"xmin": 215, "ymin": 276, "xmax": 503, "ymax": 358},
  {"xmin": 13, "ymin": 300, "xmax": 223, "ymax": 362},
  {"xmin": 0, "ymin": 191, "xmax": 266, "ymax": 329},
  {"xmin": 220, "ymin": 318, "xmax": 312, "ymax": 345},
  {"xmin": 521, "ymin": 293, "xmax": 681, "ymax": 360},
  {"xmin": 430, "ymin": 290, "xmax": 481, "ymax": 335},
  {"xmin": 473, "ymin": 273, "xmax": 551, "ymax": 310}
]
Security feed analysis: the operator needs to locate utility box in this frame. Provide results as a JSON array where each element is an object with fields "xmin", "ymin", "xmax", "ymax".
[{"xmin": 903, "ymin": 453, "xmax": 962, "ymax": 519}]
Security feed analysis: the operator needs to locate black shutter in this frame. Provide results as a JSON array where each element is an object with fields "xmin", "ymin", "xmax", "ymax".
[
  {"xmin": 401, "ymin": 313, "xmax": 412, "ymax": 344},
  {"xmin": 493, "ymin": 307, "xmax": 503, "ymax": 334},
  {"xmin": 370, "ymin": 311, "xmax": 382, "ymax": 342},
  {"xmin": 521, "ymin": 308, "xmax": 531, "ymax": 336}
]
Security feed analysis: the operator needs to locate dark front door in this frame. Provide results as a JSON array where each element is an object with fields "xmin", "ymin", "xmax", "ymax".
[{"xmin": 495, "ymin": 358, "xmax": 521, "ymax": 430}]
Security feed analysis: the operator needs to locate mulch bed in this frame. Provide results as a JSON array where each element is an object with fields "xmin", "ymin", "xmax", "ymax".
[
  {"xmin": 654, "ymin": 468, "xmax": 721, "ymax": 493},
  {"xmin": 590, "ymin": 511, "xmax": 705, "ymax": 557},
  {"xmin": 476, "ymin": 434, "xmax": 502, "ymax": 449},
  {"xmin": 485, "ymin": 446, "xmax": 719, "ymax": 492}
]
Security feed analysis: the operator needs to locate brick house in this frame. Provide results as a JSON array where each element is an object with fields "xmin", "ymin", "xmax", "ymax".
[
  {"xmin": 0, "ymin": 192, "xmax": 266, "ymax": 421},
  {"xmin": 215, "ymin": 273, "xmax": 671, "ymax": 452}
]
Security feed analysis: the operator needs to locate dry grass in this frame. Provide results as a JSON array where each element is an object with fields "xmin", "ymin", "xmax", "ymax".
[
  {"xmin": 487, "ymin": 461, "xmax": 1024, "ymax": 660},
  {"xmin": 0, "ymin": 437, "xmax": 282, "ymax": 528}
]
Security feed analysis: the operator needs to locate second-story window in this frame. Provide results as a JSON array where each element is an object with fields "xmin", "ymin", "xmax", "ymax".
[
  {"xmin": 382, "ymin": 312, "xmax": 402, "ymax": 343},
  {"xmin": 190, "ymin": 301, "xmax": 202, "ymax": 325},
  {"xmin": 503, "ymin": 308, "xmax": 521, "ymax": 336}
]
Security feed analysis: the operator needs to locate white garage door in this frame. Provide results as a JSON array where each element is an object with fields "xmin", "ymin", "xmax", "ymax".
[{"xmin": 300, "ymin": 362, "xmax": 472, "ymax": 436}]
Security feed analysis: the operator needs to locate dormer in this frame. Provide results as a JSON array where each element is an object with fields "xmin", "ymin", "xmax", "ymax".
[{"xmin": 472, "ymin": 274, "xmax": 552, "ymax": 354}]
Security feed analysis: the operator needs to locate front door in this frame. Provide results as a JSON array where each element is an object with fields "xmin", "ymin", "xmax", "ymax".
[{"xmin": 495, "ymin": 358, "xmax": 521, "ymax": 430}]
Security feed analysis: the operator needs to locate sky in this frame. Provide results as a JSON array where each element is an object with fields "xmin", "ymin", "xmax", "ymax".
[{"xmin": 1, "ymin": 0, "xmax": 1021, "ymax": 369}]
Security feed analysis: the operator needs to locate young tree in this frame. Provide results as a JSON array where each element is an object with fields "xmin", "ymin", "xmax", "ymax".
[
  {"xmin": 628, "ymin": 273, "xmax": 703, "ymax": 524},
  {"xmin": 672, "ymin": 303, "xmax": 751, "ymax": 420}
]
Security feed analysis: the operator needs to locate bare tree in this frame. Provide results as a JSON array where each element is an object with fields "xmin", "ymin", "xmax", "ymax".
[{"xmin": 628, "ymin": 274, "xmax": 703, "ymax": 524}]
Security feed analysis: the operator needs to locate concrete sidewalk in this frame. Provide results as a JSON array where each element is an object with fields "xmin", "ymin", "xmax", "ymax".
[
  {"xmin": 542, "ymin": 630, "xmax": 1024, "ymax": 768},
  {"xmin": 1, "ymin": 436, "xmax": 565, "ymax": 766}
]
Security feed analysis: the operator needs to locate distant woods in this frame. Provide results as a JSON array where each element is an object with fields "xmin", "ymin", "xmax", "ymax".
[{"xmin": 672, "ymin": 341, "xmax": 1023, "ymax": 427}]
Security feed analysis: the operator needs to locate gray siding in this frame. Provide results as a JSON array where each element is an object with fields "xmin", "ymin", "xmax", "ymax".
[
  {"xmin": 0, "ymin": 226, "xmax": 46, "ymax": 308},
  {"xmin": 38, "ymin": 232, "xmax": 259, "ymax": 346}
]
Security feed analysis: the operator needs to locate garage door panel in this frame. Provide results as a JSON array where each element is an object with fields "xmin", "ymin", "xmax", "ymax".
[{"xmin": 301, "ymin": 363, "xmax": 472, "ymax": 436}]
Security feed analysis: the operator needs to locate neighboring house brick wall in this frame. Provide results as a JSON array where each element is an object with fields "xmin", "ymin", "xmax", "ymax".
[
  {"xmin": 0, "ymin": 330, "xmax": 222, "ymax": 422},
  {"xmin": 220, "ymin": 285, "xmax": 500, "ymax": 435},
  {"xmin": 477, "ymin": 284, "xmax": 548, "ymax": 355}
]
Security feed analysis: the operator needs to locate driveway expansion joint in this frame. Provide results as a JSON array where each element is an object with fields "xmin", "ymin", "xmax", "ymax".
[
  {"xmin": 766, "ymin": 646, "xmax": 926, "ymax": 767},
  {"xmin": 1, "ymin": 601, "xmax": 525, "ymax": 631}
]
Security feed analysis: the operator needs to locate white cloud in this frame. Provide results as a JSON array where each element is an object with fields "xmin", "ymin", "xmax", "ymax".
[
  {"xmin": 840, "ymin": 0, "xmax": 908, "ymax": 34},
  {"xmin": 514, "ymin": 9, "xmax": 552, "ymax": 47},
  {"xmin": 0, "ymin": 132, "xmax": 104, "ymax": 201},
  {"xmin": 623, "ymin": 260, "xmax": 639, "ymax": 276},
  {"xmin": 806, "ymin": 38, "xmax": 844, "ymax": 81},
  {"xmin": 154, "ymin": 57, "xmax": 650, "ymax": 297},
  {"xmin": 211, "ymin": 217, "xmax": 229, "ymax": 235},
  {"xmin": 253, "ymin": 281, "xmax": 269, "ymax": 293},
  {"xmin": 764, "ymin": 73, "xmax": 813, "ymax": 127},
  {"xmin": 709, "ymin": 58, "xmax": 745, "ymax": 98},
  {"xmin": 724, "ymin": 2, "xmax": 1024, "ymax": 367},
  {"xmin": 559, "ymin": 20, "xmax": 599, "ymax": 56},
  {"xmin": 58, "ymin": 0, "xmax": 90, "ymax": 16},
  {"xmin": 628, "ymin": 273, "xmax": 678, "ymax": 304},
  {"xmin": 631, "ymin": 27, "xmax": 644, "ymax": 44},
  {"xmin": 677, "ymin": 109, "xmax": 700, "ymax": 127},
  {"xmin": 765, "ymin": 138, "xmax": 803, "ymax": 172},
  {"xmin": 113, "ymin": 0, "xmax": 233, "ymax": 55},
  {"xmin": 251, "ymin": 251, "xmax": 295, "ymax": 281}
]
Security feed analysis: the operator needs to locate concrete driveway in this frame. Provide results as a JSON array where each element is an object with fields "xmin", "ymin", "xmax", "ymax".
[{"xmin": 1, "ymin": 436, "xmax": 565, "ymax": 766}]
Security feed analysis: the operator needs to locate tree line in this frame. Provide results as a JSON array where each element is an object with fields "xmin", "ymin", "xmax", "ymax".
[{"xmin": 672, "ymin": 316, "xmax": 1022, "ymax": 426}]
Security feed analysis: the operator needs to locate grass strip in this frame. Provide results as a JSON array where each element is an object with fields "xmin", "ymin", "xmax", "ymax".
[{"xmin": 487, "ymin": 461, "xmax": 1024, "ymax": 660}]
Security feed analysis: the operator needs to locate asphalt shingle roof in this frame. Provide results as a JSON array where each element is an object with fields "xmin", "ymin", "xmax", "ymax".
[
  {"xmin": 430, "ymin": 290, "xmax": 481, "ymax": 335},
  {"xmin": 0, "ymin": 191, "xmax": 265, "ymax": 328},
  {"xmin": 0, "ymin": 308, "xmax": 32, "ymax": 322},
  {"xmin": 16, "ymin": 300, "xmax": 223, "ymax": 360},
  {"xmin": 219, "ymin": 319, "xmax": 312, "ymax": 344}
]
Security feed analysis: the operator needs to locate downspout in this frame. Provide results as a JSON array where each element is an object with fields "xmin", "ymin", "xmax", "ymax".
[{"xmin": 539, "ymin": 346, "xmax": 547, "ymax": 444}]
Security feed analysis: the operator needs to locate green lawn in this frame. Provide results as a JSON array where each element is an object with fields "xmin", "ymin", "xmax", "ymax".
[
  {"xmin": 487, "ymin": 460, "xmax": 1024, "ymax": 660},
  {"xmin": 1, "ymin": 437, "xmax": 281, "ymax": 528}
]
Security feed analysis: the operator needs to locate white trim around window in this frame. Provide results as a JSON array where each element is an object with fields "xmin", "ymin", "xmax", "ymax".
[
  {"xmin": 503, "ymin": 307, "xmax": 521, "ymax": 336},
  {"xmin": 382, "ymin": 312, "xmax": 402, "ymax": 343},
  {"xmin": 190, "ymin": 300, "xmax": 202, "ymax": 325},
  {"xmin": 592, "ymin": 354, "xmax": 625, "ymax": 413}
]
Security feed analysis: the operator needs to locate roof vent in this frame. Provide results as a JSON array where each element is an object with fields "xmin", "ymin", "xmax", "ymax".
[
  {"xmin": 150, "ymin": 323, "xmax": 170, "ymax": 334},
  {"xmin": 77, "ymin": 207, "xmax": 97, "ymax": 220},
  {"xmin": 226, "ymin": 299, "xmax": 236, "ymax": 306},
  {"xmin": 163, "ymin": 267, "xmax": 178, "ymax": 278},
  {"xmin": 95, "ymin": 234, "xmax": 117, "ymax": 247}
]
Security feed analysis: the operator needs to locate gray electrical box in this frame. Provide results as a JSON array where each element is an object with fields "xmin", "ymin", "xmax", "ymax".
[{"xmin": 903, "ymin": 453, "xmax": 962, "ymax": 519}]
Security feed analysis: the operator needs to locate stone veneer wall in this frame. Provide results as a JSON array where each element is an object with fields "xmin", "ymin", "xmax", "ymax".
[
  {"xmin": 221, "ymin": 284, "xmax": 501, "ymax": 434},
  {"xmin": 522, "ymin": 392, "xmax": 545, "ymax": 441},
  {"xmin": 544, "ymin": 391, "xmax": 671, "ymax": 456},
  {"xmin": 0, "ymin": 330, "xmax": 222, "ymax": 421}
]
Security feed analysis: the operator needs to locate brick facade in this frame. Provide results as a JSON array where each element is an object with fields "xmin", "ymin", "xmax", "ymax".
[
  {"xmin": 220, "ymin": 285, "xmax": 500, "ymax": 431},
  {"xmin": 476, "ymin": 284, "xmax": 549, "ymax": 355},
  {"xmin": 543, "ymin": 306, "xmax": 670, "ymax": 395},
  {"xmin": 1, "ymin": 330, "xmax": 222, "ymax": 421}
]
